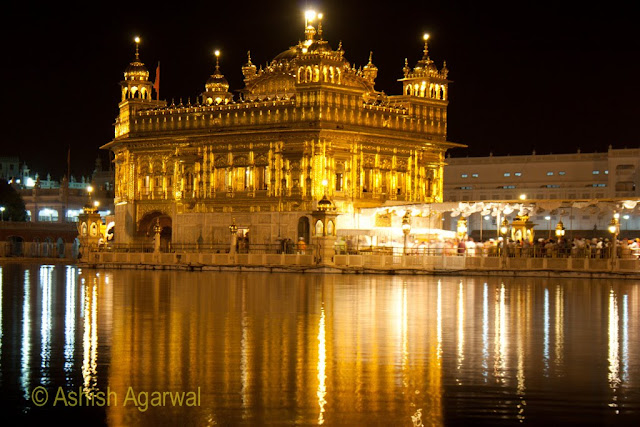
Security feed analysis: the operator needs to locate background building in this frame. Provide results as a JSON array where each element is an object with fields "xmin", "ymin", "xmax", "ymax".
[{"xmin": 443, "ymin": 148, "xmax": 640, "ymax": 238}]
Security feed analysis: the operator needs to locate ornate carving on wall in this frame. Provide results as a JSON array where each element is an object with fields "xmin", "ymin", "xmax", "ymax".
[
  {"xmin": 363, "ymin": 156, "xmax": 375, "ymax": 168},
  {"xmin": 254, "ymin": 152, "xmax": 269, "ymax": 166},
  {"xmin": 214, "ymin": 156, "xmax": 228, "ymax": 167},
  {"xmin": 137, "ymin": 202, "xmax": 171, "ymax": 222},
  {"xmin": 233, "ymin": 155, "xmax": 249, "ymax": 166}
]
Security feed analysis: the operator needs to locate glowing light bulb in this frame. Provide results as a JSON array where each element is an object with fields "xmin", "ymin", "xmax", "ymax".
[
  {"xmin": 423, "ymin": 33, "xmax": 430, "ymax": 41},
  {"xmin": 214, "ymin": 50, "xmax": 220, "ymax": 57},
  {"xmin": 305, "ymin": 10, "xmax": 316, "ymax": 22},
  {"xmin": 134, "ymin": 36, "xmax": 140, "ymax": 44}
]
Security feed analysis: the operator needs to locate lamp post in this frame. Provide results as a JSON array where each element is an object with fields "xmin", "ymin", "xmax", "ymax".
[
  {"xmin": 153, "ymin": 218, "xmax": 162, "ymax": 253},
  {"xmin": 555, "ymin": 220, "xmax": 565, "ymax": 238},
  {"xmin": 608, "ymin": 213, "xmax": 620, "ymax": 262},
  {"xmin": 555, "ymin": 220, "xmax": 566, "ymax": 257},
  {"xmin": 87, "ymin": 185, "xmax": 94, "ymax": 207},
  {"xmin": 401, "ymin": 211, "xmax": 411, "ymax": 255},
  {"xmin": 457, "ymin": 216, "xmax": 468, "ymax": 241},
  {"xmin": 229, "ymin": 218, "xmax": 238, "ymax": 255},
  {"xmin": 0, "ymin": 206, "xmax": 4, "ymax": 222},
  {"xmin": 500, "ymin": 218, "xmax": 509, "ymax": 259},
  {"xmin": 545, "ymin": 216, "xmax": 551, "ymax": 238}
]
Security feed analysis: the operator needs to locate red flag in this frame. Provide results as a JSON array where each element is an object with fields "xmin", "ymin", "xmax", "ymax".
[{"xmin": 153, "ymin": 61, "xmax": 160, "ymax": 100}]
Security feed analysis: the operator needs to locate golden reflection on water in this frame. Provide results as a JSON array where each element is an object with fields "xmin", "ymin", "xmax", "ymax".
[
  {"xmin": 456, "ymin": 281, "xmax": 464, "ymax": 382},
  {"xmin": 0, "ymin": 267, "xmax": 2, "ymax": 380},
  {"xmin": 82, "ymin": 275, "xmax": 98, "ymax": 396},
  {"xmin": 20, "ymin": 269, "xmax": 30, "ymax": 400},
  {"xmin": 317, "ymin": 303, "xmax": 326, "ymax": 425},
  {"xmin": 39, "ymin": 266, "xmax": 53, "ymax": 385},
  {"xmin": 4, "ymin": 267, "xmax": 640, "ymax": 425},
  {"xmin": 64, "ymin": 266, "xmax": 77, "ymax": 384}
]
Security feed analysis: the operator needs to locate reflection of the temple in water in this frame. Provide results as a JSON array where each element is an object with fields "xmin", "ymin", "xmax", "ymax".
[{"xmin": 2, "ymin": 266, "xmax": 639, "ymax": 425}]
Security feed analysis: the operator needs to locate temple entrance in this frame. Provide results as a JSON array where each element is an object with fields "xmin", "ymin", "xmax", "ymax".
[
  {"xmin": 298, "ymin": 216, "xmax": 310, "ymax": 244},
  {"xmin": 160, "ymin": 227, "xmax": 172, "ymax": 251},
  {"xmin": 138, "ymin": 211, "xmax": 172, "ymax": 250}
]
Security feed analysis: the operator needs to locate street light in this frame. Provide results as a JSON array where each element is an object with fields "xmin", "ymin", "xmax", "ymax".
[
  {"xmin": 555, "ymin": 220, "xmax": 565, "ymax": 238},
  {"xmin": 401, "ymin": 211, "xmax": 411, "ymax": 255},
  {"xmin": 229, "ymin": 217, "xmax": 238, "ymax": 255},
  {"xmin": 545, "ymin": 216, "xmax": 551, "ymax": 238},
  {"xmin": 87, "ymin": 185, "xmax": 94, "ymax": 206},
  {"xmin": 457, "ymin": 216, "xmax": 468, "ymax": 240},
  {"xmin": 500, "ymin": 218, "xmax": 509, "ymax": 258},
  {"xmin": 609, "ymin": 213, "xmax": 620, "ymax": 261},
  {"xmin": 500, "ymin": 218, "xmax": 509, "ymax": 236},
  {"xmin": 0, "ymin": 206, "xmax": 4, "ymax": 221}
]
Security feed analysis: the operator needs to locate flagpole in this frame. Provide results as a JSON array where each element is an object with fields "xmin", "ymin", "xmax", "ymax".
[{"xmin": 155, "ymin": 61, "xmax": 160, "ymax": 101}]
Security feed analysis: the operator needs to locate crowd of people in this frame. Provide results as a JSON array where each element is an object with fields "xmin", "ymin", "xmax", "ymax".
[{"xmin": 409, "ymin": 236, "xmax": 640, "ymax": 259}]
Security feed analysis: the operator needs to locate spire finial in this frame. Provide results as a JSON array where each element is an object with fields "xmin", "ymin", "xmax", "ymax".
[
  {"xmin": 422, "ymin": 33, "xmax": 430, "ymax": 59},
  {"xmin": 214, "ymin": 50, "xmax": 221, "ymax": 73},
  {"xmin": 304, "ymin": 10, "xmax": 318, "ymax": 41},
  {"xmin": 134, "ymin": 36, "xmax": 141, "ymax": 61},
  {"xmin": 317, "ymin": 12, "xmax": 324, "ymax": 39},
  {"xmin": 368, "ymin": 51, "xmax": 373, "ymax": 65},
  {"xmin": 247, "ymin": 50, "xmax": 252, "ymax": 65}
]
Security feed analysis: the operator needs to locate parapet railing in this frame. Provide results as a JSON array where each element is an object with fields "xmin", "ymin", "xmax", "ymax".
[
  {"xmin": 86, "ymin": 243, "xmax": 317, "ymax": 256},
  {"xmin": 336, "ymin": 245, "xmax": 638, "ymax": 260}
]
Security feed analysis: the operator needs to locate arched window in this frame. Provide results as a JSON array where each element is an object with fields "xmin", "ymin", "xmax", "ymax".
[{"xmin": 315, "ymin": 220, "xmax": 324, "ymax": 236}]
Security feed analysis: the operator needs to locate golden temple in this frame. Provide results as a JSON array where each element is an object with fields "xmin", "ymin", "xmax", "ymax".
[{"xmin": 102, "ymin": 12, "xmax": 463, "ymax": 245}]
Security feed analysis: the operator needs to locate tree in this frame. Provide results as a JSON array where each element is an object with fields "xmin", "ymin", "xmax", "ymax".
[{"xmin": 0, "ymin": 181, "xmax": 27, "ymax": 221}]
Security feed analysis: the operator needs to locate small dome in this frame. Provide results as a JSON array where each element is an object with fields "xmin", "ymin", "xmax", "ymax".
[
  {"xmin": 273, "ymin": 47, "xmax": 298, "ymax": 62},
  {"xmin": 124, "ymin": 60, "xmax": 149, "ymax": 81},
  {"xmin": 317, "ymin": 195, "xmax": 335, "ymax": 211},
  {"xmin": 206, "ymin": 72, "xmax": 229, "ymax": 92}
]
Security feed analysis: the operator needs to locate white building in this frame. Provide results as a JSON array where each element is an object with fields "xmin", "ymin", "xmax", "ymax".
[{"xmin": 443, "ymin": 147, "xmax": 640, "ymax": 238}]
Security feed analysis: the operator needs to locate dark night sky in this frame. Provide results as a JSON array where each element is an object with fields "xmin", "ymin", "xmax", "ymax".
[{"xmin": 2, "ymin": 0, "xmax": 639, "ymax": 178}]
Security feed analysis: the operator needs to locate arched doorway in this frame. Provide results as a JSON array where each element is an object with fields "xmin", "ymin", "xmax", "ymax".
[
  {"xmin": 298, "ymin": 216, "xmax": 310, "ymax": 244},
  {"xmin": 8, "ymin": 236, "xmax": 24, "ymax": 257},
  {"xmin": 72, "ymin": 238, "xmax": 80, "ymax": 259},
  {"xmin": 57, "ymin": 237, "xmax": 65, "ymax": 258},
  {"xmin": 138, "ymin": 211, "xmax": 172, "ymax": 250},
  {"xmin": 42, "ymin": 237, "xmax": 53, "ymax": 257}
]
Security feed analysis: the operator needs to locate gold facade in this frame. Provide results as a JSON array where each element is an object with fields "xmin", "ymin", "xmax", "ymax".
[{"xmin": 103, "ymin": 16, "xmax": 463, "ymax": 244}]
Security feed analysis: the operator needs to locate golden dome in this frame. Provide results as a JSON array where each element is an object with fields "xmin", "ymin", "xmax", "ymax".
[
  {"xmin": 206, "ymin": 69, "xmax": 229, "ymax": 92},
  {"xmin": 202, "ymin": 54, "xmax": 232, "ymax": 105},
  {"xmin": 124, "ymin": 60, "xmax": 149, "ymax": 81},
  {"xmin": 317, "ymin": 194, "xmax": 335, "ymax": 211},
  {"xmin": 124, "ymin": 38, "xmax": 149, "ymax": 81},
  {"xmin": 272, "ymin": 40, "xmax": 334, "ymax": 63}
]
